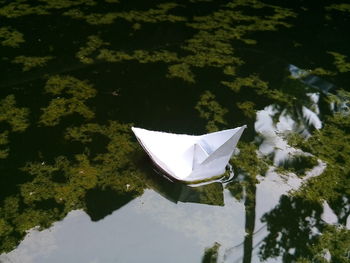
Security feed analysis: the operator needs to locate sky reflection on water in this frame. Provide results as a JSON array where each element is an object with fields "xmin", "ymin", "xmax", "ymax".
[{"xmin": 1, "ymin": 0, "xmax": 350, "ymax": 262}]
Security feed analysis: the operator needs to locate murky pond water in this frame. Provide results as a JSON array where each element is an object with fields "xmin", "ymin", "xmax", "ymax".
[{"xmin": 0, "ymin": 0, "xmax": 349, "ymax": 262}]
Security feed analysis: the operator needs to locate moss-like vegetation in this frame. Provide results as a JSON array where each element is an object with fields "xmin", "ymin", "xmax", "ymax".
[
  {"xmin": 0, "ymin": 95, "xmax": 29, "ymax": 159},
  {"xmin": 64, "ymin": 3, "xmax": 186, "ymax": 25},
  {"xmin": 202, "ymin": 242, "xmax": 220, "ymax": 263},
  {"xmin": 39, "ymin": 75, "xmax": 96, "ymax": 126},
  {"xmin": 0, "ymin": 0, "xmax": 96, "ymax": 18},
  {"xmin": 0, "ymin": 0, "xmax": 349, "ymax": 260},
  {"xmin": 223, "ymin": 65, "xmax": 236, "ymax": 76},
  {"xmin": 97, "ymin": 49, "xmax": 179, "ymax": 64},
  {"xmin": 230, "ymin": 142, "xmax": 269, "ymax": 182},
  {"xmin": 0, "ymin": 120, "xmax": 146, "ymax": 253},
  {"xmin": 288, "ymin": 110, "xmax": 350, "ymax": 203},
  {"xmin": 0, "ymin": 2, "xmax": 49, "ymax": 18},
  {"xmin": 326, "ymin": 4, "xmax": 350, "ymax": 13},
  {"xmin": 76, "ymin": 35, "xmax": 110, "ymax": 64},
  {"xmin": 180, "ymin": 0, "xmax": 295, "ymax": 75},
  {"xmin": 12, "ymin": 56, "xmax": 54, "ymax": 71},
  {"xmin": 0, "ymin": 27, "xmax": 25, "ymax": 47},
  {"xmin": 222, "ymin": 75, "xmax": 293, "ymax": 106},
  {"xmin": 167, "ymin": 63, "xmax": 195, "ymax": 83},
  {"xmin": 327, "ymin": 51, "xmax": 350, "ymax": 73},
  {"xmin": 0, "ymin": 131, "xmax": 9, "ymax": 159},
  {"xmin": 236, "ymin": 101, "xmax": 256, "ymax": 119},
  {"xmin": 296, "ymin": 225, "xmax": 350, "ymax": 263},
  {"xmin": 309, "ymin": 67, "xmax": 337, "ymax": 76},
  {"xmin": 195, "ymin": 91, "xmax": 228, "ymax": 132},
  {"xmin": 66, "ymin": 0, "xmax": 296, "ymax": 84},
  {"xmin": 275, "ymin": 154, "xmax": 319, "ymax": 177},
  {"xmin": 0, "ymin": 95, "xmax": 30, "ymax": 132},
  {"xmin": 38, "ymin": 0, "xmax": 96, "ymax": 10}
]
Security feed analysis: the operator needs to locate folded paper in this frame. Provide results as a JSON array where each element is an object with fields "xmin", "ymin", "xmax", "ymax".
[{"xmin": 132, "ymin": 126, "xmax": 246, "ymax": 182}]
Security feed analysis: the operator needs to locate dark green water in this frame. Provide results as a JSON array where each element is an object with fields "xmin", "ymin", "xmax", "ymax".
[{"xmin": 0, "ymin": 0, "xmax": 349, "ymax": 262}]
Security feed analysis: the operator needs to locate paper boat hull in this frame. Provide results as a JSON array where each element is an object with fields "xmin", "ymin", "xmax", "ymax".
[{"xmin": 132, "ymin": 126, "xmax": 246, "ymax": 183}]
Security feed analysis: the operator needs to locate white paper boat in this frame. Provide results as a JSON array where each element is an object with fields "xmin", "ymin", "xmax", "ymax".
[{"xmin": 132, "ymin": 126, "xmax": 247, "ymax": 182}]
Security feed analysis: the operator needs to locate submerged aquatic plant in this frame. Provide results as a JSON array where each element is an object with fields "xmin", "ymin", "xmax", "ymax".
[
  {"xmin": 39, "ymin": 75, "xmax": 96, "ymax": 126},
  {"xmin": 12, "ymin": 56, "xmax": 54, "ymax": 71},
  {"xmin": 0, "ymin": 119, "xmax": 146, "ymax": 252},
  {"xmin": 167, "ymin": 63, "xmax": 195, "ymax": 83},
  {"xmin": 64, "ymin": 3, "xmax": 185, "ymax": 25},
  {"xmin": 202, "ymin": 242, "xmax": 220, "ymax": 263},
  {"xmin": 0, "ymin": 131, "xmax": 9, "ymax": 159},
  {"xmin": 0, "ymin": 27, "xmax": 24, "ymax": 47},
  {"xmin": 236, "ymin": 101, "xmax": 256, "ymax": 119},
  {"xmin": 76, "ymin": 35, "xmax": 110, "ymax": 64},
  {"xmin": 0, "ymin": 95, "xmax": 30, "ymax": 132},
  {"xmin": 97, "ymin": 49, "xmax": 179, "ymax": 64},
  {"xmin": 195, "ymin": 91, "xmax": 228, "ymax": 133},
  {"xmin": 326, "ymin": 4, "xmax": 350, "ymax": 13},
  {"xmin": 0, "ymin": 0, "xmax": 96, "ymax": 18},
  {"xmin": 0, "ymin": 95, "xmax": 29, "ymax": 158},
  {"xmin": 290, "ymin": 112, "xmax": 350, "ymax": 203},
  {"xmin": 327, "ymin": 51, "xmax": 350, "ymax": 73},
  {"xmin": 296, "ymin": 225, "xmax": 350, "ymax": 263},
  {"xmin": 222, "ymin": 75, "xmax": 293, "ymax": 106}
]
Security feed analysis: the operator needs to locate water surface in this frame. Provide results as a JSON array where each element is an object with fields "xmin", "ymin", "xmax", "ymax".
[{"xmin": 0, "ymin": 0, "xmax": 349, "ymax": 262}]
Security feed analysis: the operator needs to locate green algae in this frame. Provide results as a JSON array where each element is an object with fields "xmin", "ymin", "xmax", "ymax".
[
  {"xmin": 66, "ymin": 0, "xmax": 295, "ymax": 84},
  {"xmin": 167, "ymin": 63, "xmax": 195, "ymax": 83},
  {"xmin": 202, "ymin": 242, "xmax": 220, "ymax": 263},
  {"xmin": 326, "ymin": 4, "xmax": 350, "ymax": 13},
  {"xmin": 64, "ymin": 3, "xmax": 186, "ymax": 25},
  {"xmin": 38, "ymin": 0, "xmax": 96, "ymax": 10},
  {"xmin": 132, "ymin": 23, "xmax": 141, "ymax": 31},
  {"xmin": 186, "ymin": 0, "xmax": 296, "ymax": 43},
  {"xmin": 76, "ymin": 35, "xmax": 110, "ymax": 64},
  {"xmin": 0, "ymin": 197, "xmax": 20, "ymax": 251},
  {"xmin": 63, "ymin": 10, "xmax": 119, "ymax": 25},
  {"xmin": 230, "ymin": 142, "xmax": 269, "ymax": 181},
  {"xmin": 259, "ymin": 195, "xmax": 326, "ymax": 262},
  {"xmin": 0, "ymin": 2, "xmax": 49, "ymax": 18},
  {"xmin": 0, "ymin": 95, "xmax": 30, "ymax": 132},
  {"xmin": 175, "ymin": 0, "xmax": 296, "ymax": 80},
  {"xmin": 275, "ymin": 154, "xmax": 319, "ymax": 177},
  {"xmin": 0, "ymin": 120, "xmax": 146, "ymax": 252},
  {"xmin": 309, "ymin": 67, "xmax": 337, "ymax": 76},
  {"xmin": 0, "ymin": 0, "xmax": 96, "ymax": 18},
  {"xmin": 296, "ymin": 225, "xmax": 350, "ymax": 263},
  {"xmin": 222, "ymin": 75, "xmax": 293, "ymax": 106},
  {"xmin": 0, "ymin": 0, "xmax": 349, "ymax": 260},
  {"xmin": 0, "ymin": 27, "xmax": 25, "ymax": 47},
  {"xmin": 21, "ymin": 155, "xmax": 99, "ymax": 211},
  {"xmin": 96, "ymin": 49, "xmax": 132, "ymax": 63},
  {"xmin": 45, "ymin": 75, "xmax": 94, "ymax": 96},
  {"xmin": 226, "ymin": 142, "xmax": 269, "ymax": 201},
  {"xmin": 327, "ymin": 51, "xmax": 350, "ymax": 73},
  {"xmin": 195, "ymin": 91, "xmax": 228, "ymax": 133},
  {"xmin": 236, "ymin": 101, "xmax": 256, "ymax": 119},
  {"xmin": 222, "ymin": 75, "xmax": 268, "ymax": 92},
  {"xmin": 39, "ymin": 75, "xmax": 96, "ymax": 126},
  {"xmin": 0, "ymin": 131, "xmax": 9, "ymax": 159},
  {"xmin": 97, "ymin": 48, "xmax": 179, "ymax": 64},
  {"xmin": 289, "ymin": 111, "xmax": 350, "ymax": 203},
  {"xmin": 223, "ymin": 65, "xmax": 236, "ymax": 76},
  {"xmin": 12, "ymin": 56, "xmax": 54, "ymax": 71}
]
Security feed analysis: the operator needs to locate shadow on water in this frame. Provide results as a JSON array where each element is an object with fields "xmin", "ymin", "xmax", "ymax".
[
  {"xmin": 85, "ymin": 187, "xmax": 137, "ymax": 221},
  {"xmin": 139, "ymin": 155, "xmax": 225, "ymax": 206}
]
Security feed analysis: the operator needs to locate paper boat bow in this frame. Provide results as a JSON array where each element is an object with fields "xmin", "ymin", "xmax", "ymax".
[{"xmin": 132, "ymin": 126, "xmax": 246, "ymax": 182}]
